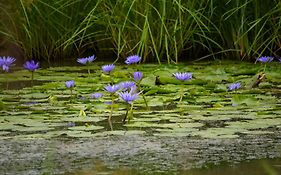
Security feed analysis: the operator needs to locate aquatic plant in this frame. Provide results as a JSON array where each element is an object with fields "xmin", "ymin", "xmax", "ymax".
[
  {"xmin": 133, "ymin": 71, "xmax": 143, "ymax": 82},
  {"xmin": 65, "ymin": 80, "xmax": 75, "ymax": 98},
  {"xmin": 90, "ymin": 92, "xmax": 103, "ymax": 99},
  {"xmin": 125, "ymin": 55, "xmax": 141, "ymax": 65},
  {"xmin": 173, "ymin": 72, "xmax": 193, "ymax": 103},
  {"xmin": 119, "ymin": 81, "xmax": 136, "ymax": 91},
  {"xmin": 77, "ymin": 55, "xmax": 95, "ymax": 74},
  {"xmin": 23, "ymin": 60, "xmax": 39, "ymax": 82},
  {"xmin": 118, "ymin": 87, "xmax": 140, "ymax": 123},
  {"xmin": 256, "ymin": 56, "xmax": 274, "ymax": 74},
  {"xmin": 104, "ymin": 84, "xmax": 120, "ymax": 130},
  {"xmin": 228, "ymin": 82, "xmax": 241, "ymax": 91},
  {"xmin": 256, "ymin": 56, "xmax": 274, "ymax": 63},
  {"xmin": 0, "ymin": 56, "xmax": 16, "ymax": 89},
  {"xmin": 132, "ymin": 71, "xmax": 148, "ymax": 109},
  {"xmin": 173, "ymin": 72, "xmax": 193, "ymax": 81},
  {"xmin": 102, "ymin": 64, "xmax": 115, "ymax": 74},
  {"xmin": 0, "ymin": 56, "xmax": 16, "ymax": 72},
  {"xmin": 104, "ymin": 84, "xmax": 120, "ymax": 93}
]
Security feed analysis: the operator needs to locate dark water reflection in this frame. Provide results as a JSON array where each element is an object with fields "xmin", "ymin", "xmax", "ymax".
[{"xmin": 67, "ymin": 158, "xmax": 281, "ymax": 175}]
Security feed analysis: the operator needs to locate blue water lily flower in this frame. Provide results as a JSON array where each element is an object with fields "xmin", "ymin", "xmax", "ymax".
[
  {"xmin": 0, "ymin": 56, "xmax": 16, "ymax": 72},
  {"xmin": 119, "ymin": 81, "xmax": 136, "ymax": 90},
  {"xmin": 118, "ymin": 90, "xmax": 140, "ymax": 104},
  {"xmin": 104, "ymin": 84, "xmax": 120, "ymax": 93},
  {"xmin": 65, "ymin": 80, "xmax": 75, "ymax": 88},
  {"xmin": 279, "ymin": 58, "xmax": 281, "ymax": 63},
  {"xmin": 125, "ymin": 55, "xmax": 141, "ymax": 64},
  {"xmin": 102, "ymin": 64, "xmax": 115, "ymax": 73},
  {"xmin": 173, "ymin": 72, "xmax": 192, "ymax": 81},
  {"xmin": 228, "ymin": 82, "xmax": 241, "ymax": 91},
  {"xmin": 91, "ymin": 92, "xmax": 103, "ymax": 99},
  {"xmin": 133, "ymin": 71, "xmax": 143, "ymax": 82},
  {"xmin": 256, "ymin": 56, "xmax": 274, "ymax": 63},
  {"xmin": 23, "ymin": 60, "xmax": 39, "ymax": 71},
  {"xmin": 77, "ymin": 55, "xmax": 95, "ymax": 65}
]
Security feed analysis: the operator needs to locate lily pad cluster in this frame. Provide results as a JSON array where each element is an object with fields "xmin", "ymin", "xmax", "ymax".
[{"xmin": 0, "ymin": 55, "xmax": 280, "ymax": 139}]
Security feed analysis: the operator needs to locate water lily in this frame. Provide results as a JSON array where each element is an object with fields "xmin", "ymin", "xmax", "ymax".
[
  {"xmin": 90, "ymin": 92, "xmax": 103, "ymax": 99},
  {"xmin": 118, "ymin": 87, "xmax": 141, "ymax": 123},
  {"xmin": 118, "ymin": 89, "xmax": 140, "ymax": 104},
  {"xmin": 119, "ymin": 81, "xmax": 136, "ymax": 90},
  {"xmin": 104, "ymin": 84, "xmax": 120, "ymax": 93},
  {"xmin": 173, "ymin": 72, "xmax": 192, "ymax": 81},
  {"xmin": 0, "ymin": 56, "xmax": 16, "ymax": 89},
  {"xmin": 104, "ymin": 84, "xmax": 120, "ymax": 130},
  {"xmin": 228, "ymin": 82, "xmax": 241, "ymax": 91},
  {"xmin": 133, "ymin": 71, "xmax": 143, "ymax": 82},
  {"xmin": 173, "ymin": 72, "xmax": 192, "ymax": 104},
  {"xmin": 77, "ymin": 55, "xmax": 95, "ymax": 64},
  {"xmin": 65, "ymin": 80, "xmax": 75, "ymax": 98},
  {"xmin": 256, "ymin": 56, "xmax": 274, "ymax": 73},
  {"xmin": 102, "ymin": 64, "xmax": 115, "ymax": 74},
  {"xmin": 256, "ymin": 56, "xmax": 274, "ymax": 63},
  {"xmin": 125, "ymin": 55, "xmax": 141, "ymax": 64},
  {"xmin": 77, "ymin": 55, "xmax": 95, "ymax": 74},
  {"xmin": 23, "ymin": 60, "xmax": 40, "ymax": 82},
  {"xmin": 279, "ymin": 58, "xmax": 281, "ymax": 63},
  {"xmin": 132, "ymin": 71, "xmax": 148, "ymax": 109},
  {"xmin": 0, "ymin": 56, "xmax": 16, "ymax": 72},
  {"xmin": 65, "ymin": 80, "xmax": 75, "ymax": 88}
]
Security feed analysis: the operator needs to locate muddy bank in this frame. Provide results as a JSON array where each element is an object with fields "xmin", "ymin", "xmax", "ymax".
[{"xmin": 1, "ymin": 133, "xmax": 281, "ymax": 175}]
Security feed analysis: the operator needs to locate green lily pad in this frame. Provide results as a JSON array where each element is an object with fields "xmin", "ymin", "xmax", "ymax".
[
  {"xmin": 64, "ymin": 130, "xmax": 94, "ymax": 138},
  {"xmin": 68, "ymin": 125, "xmax": 104, "ymax": 131},
  {"xmin": 93, "ymin": 130, "xmax": 145, "ymax": 137},
  {"xmin": 62, "ymin": 116, "xmax": 106, "ymax": 123}
]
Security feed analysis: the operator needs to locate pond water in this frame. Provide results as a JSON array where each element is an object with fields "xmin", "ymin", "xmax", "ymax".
[{"xmin": 0, "ymin": 61, "xmax": 280, "ymax": 174}]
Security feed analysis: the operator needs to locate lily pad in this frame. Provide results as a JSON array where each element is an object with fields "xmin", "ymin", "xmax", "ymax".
[{"xmin": 68, "ymin": 125, "xmax": 104, "ymax": 131}]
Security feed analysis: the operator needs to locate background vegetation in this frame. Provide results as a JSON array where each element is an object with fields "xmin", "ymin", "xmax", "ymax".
[{"xmin": 0, "ymin": 0, "xmax": 281, "ymax": 64}]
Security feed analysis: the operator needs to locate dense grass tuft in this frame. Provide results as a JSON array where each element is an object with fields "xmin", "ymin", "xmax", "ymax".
[{"xmin": 1, "ymin": 0, "xmax": 281, "ymax": 63}]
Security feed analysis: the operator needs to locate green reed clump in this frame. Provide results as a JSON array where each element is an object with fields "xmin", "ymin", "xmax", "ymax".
[{"xmin": 1, "ymin": 0, "xmax": 281, "ymax": 63}]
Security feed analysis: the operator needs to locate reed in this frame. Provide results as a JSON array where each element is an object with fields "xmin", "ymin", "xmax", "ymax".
[{"xmin": 1, "ymin": 0, "xmax": 281, "ymax": 63}]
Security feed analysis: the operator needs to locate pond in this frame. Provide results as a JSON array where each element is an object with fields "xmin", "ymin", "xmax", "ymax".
[{"xmin": 0, "ymin": 60, "xmax": 280, "ymax": 174}]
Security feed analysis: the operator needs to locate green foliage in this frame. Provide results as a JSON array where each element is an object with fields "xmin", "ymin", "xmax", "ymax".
[{"xmin": 2, "ymin": 0, "xmax": 281, "ymax": 63}]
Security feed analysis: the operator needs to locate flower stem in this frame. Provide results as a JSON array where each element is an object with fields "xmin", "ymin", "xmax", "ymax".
[
  {"xmin": 123, "ymin": 104, "xmax": 130, "ymax": 123},
  {"xmin": 108, "ymin": 94, "xmax": 114, "ymax": 130},
  {"xmin": 87, "ymin": 65, "xmax": 91, "ymax": 75},
  {"xmin": 137, "ymin": 83, "xmax": 149, "ymax": 110},
  {"xmin": 31, "ymin": 71, "xmax": 34, "ymax": 86},
  {"xmin": 179, "ymin": 82, "xmax": 184, "ymax": 104},
  {"xmin": 263, "ymin": 64, "xmax": 267, "ymax": 72}
]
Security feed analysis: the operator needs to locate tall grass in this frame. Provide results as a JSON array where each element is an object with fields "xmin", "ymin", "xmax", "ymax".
[{"xmin": 1, "ymin": 0, "xmax": 281, "ymax": 63}]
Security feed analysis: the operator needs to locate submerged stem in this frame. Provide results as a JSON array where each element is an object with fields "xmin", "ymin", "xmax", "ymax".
[
  {"xmin": 137, "ymin": 83, "xmax": 149, "ymax": 110},
  {"xmin": 31, "ymin": 71, "xmax": 34, "ymax": 86},
  {"xmin": 179, "ymin": 82, "xmax": 184, "ymax": 103},
  {"xmin": 108, "ymin": 94, "xmax": 114, "ymax": 130}
]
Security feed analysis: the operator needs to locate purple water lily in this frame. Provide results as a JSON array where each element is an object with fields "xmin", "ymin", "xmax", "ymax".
[
  {"xmin": 228, "ymin": 82, "xmax": 241, "ymax": 91},
  {"xmin": 23, "ymin": 60, "xmax": 40, "ymax": 71},
  {"xmin": 91, "ymin": 92, "xmax": 103, "ymax": 99},
  {"xmin": 119, "ymin": 81, "xmax": 136, "ymax": 90},
  {"xmin": 125, "ymin": 55, "xmax": 141, "ymax": 65},
  {"xmin": 133, "ymin": 71, "xmax": 143, "ymax": 82},
  {"xmin": 117, "ymin": 89, "xmax": 140, "ymax": 104},
  {"xmin": 104, "ymin": 84, "xmax": 120, "ymax": 93},
  {"xmin": 102, "ymin": 64, "xmax": 115, "ymax": 73},
  {"xmin": 256, "ymin": 56, "xmax": 274, "ymax": 63},
  {"xmin": 173, "ymin": 72, "xmax": 192, "ymax": 81},
  {"xmin": 77, "ymin": 55, "xmax": 95, "ymax": 65},
  {"xmin": 65, "ymin": 80, "xmax": 75, "ymax": 88},
  {"xmin": 279, "ymin": 58, "xmax": 281, "ymax": 63},
  {"xmin": 0, "ymin": 56, "xmax": 16, "ymax": 72}
]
